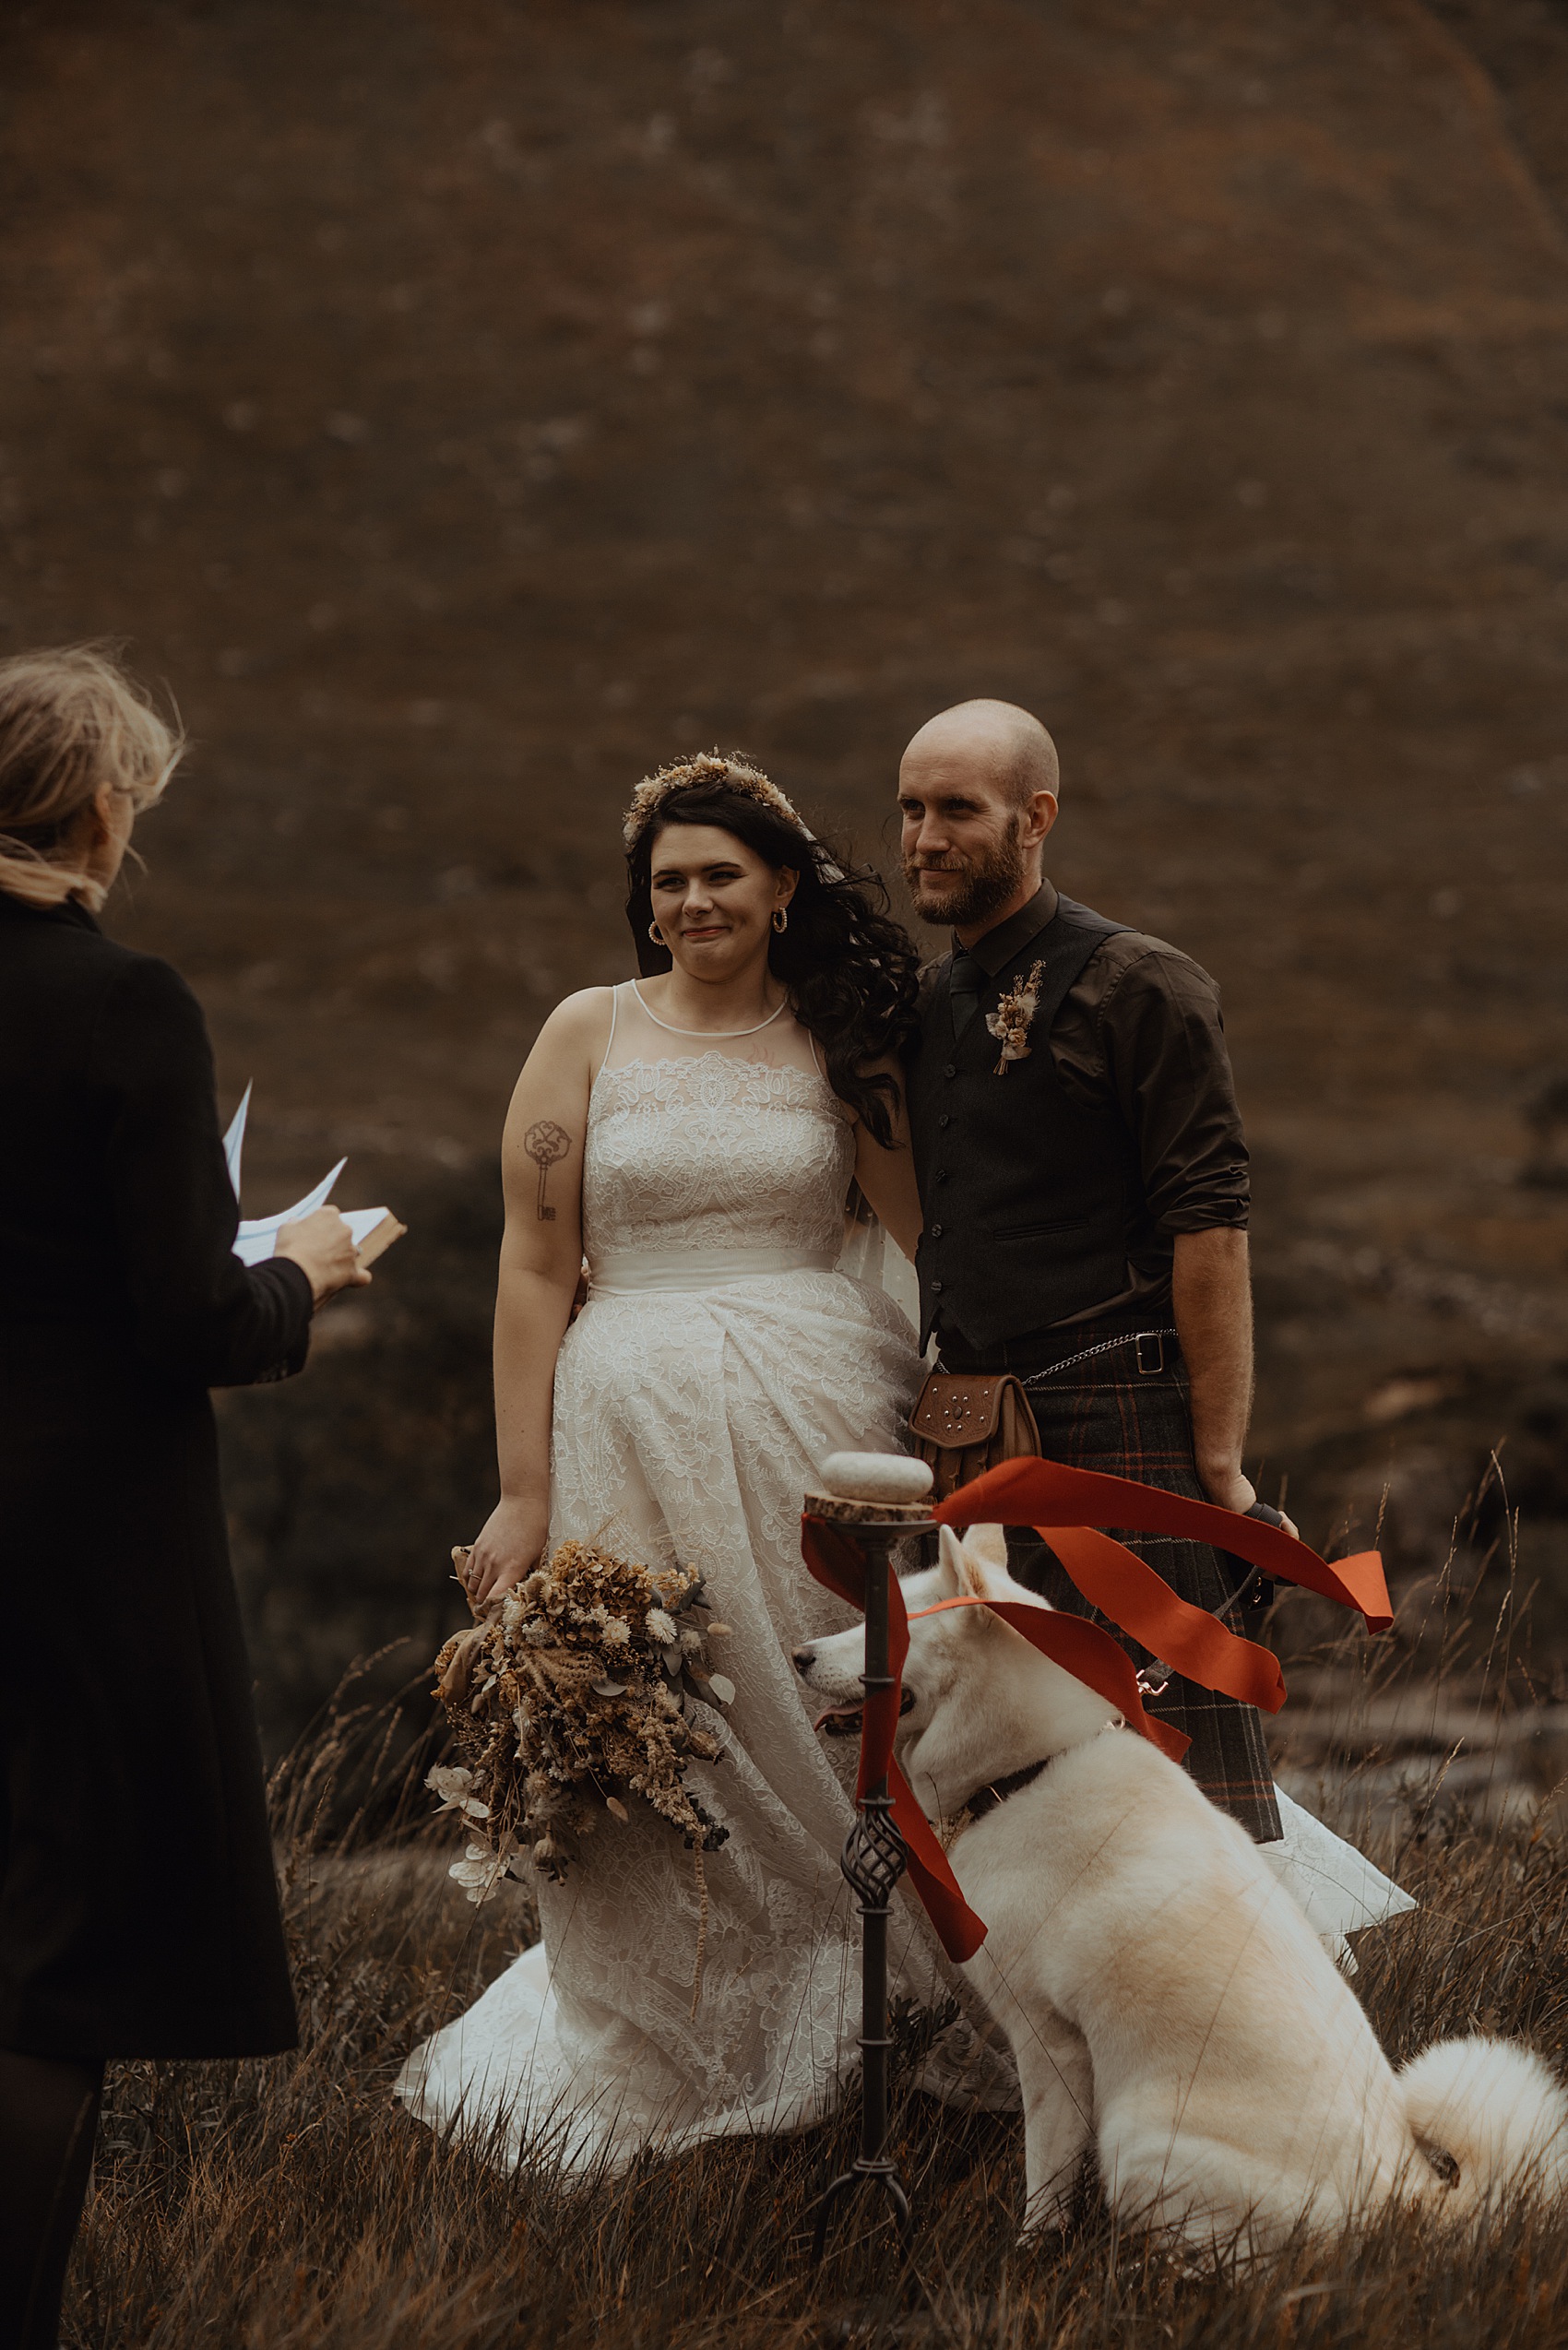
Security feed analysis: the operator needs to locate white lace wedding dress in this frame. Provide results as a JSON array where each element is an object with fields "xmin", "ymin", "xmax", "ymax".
[
  {"xmin": 396, "ymin": 983, "xmax": 1410, "ymax": 2175},
  {"xmin": 396, "ymin": 985, "xmax": 1007, "ymax": 2172}
]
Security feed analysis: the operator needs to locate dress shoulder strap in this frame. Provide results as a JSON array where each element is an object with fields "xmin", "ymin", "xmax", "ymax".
[{"xmin": 596, "ymin": 982, "xmax": 622, "ymax": 1077}]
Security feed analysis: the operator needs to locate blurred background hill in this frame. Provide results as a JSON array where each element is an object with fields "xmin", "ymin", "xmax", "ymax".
[{"xmin": 6, "ymin": 0, "xmax": 1568, "ymax": 1745}]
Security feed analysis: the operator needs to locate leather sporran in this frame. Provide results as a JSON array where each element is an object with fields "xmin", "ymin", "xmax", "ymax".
[{"xmin": 909, "ymin": 1371, "xmax": 1041, "ymax": 1504}]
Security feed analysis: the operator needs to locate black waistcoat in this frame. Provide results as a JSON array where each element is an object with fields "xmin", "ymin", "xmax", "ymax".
[{"xmin": 906, "ymin": 895, "xmax": 1136, "ymax": 1351}]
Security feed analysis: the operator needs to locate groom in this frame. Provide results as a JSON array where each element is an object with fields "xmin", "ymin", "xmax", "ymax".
[{"xmin": 899, "ymin": 697, "xmax": 1289, "ymax": 1844}]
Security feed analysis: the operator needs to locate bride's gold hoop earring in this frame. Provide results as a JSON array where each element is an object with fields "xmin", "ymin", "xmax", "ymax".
[
  {"xmin": 648, "ymin": 920, "xmax": 664, "ymax": 944},
  {"xmin": 772, "ymin": 907, "xmax": 789, "ymax": 933}
]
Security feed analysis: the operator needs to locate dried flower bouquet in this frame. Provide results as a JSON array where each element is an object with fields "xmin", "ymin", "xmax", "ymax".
[{"xmin": 427, "ymin": 1540, "xmax": 734, "ymax": 1935}]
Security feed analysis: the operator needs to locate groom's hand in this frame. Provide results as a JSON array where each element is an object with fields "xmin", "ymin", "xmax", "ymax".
[
  {"xmin": 1199, "ymin": 1459, "xmax": 1299, "ymax": 1540},
  {"xmin": 1201, "ymin": 1462, "xmax": 1257, "ymax": 1516}
]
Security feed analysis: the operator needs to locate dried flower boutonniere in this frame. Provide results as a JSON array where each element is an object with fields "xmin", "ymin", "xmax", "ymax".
[{"xmin": 984, "ymin": 956, "xmax": 1048, "ymax": 1075}]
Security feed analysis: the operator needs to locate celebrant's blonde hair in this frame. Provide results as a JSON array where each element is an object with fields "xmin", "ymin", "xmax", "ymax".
[{"xmin": 0, "ymin": 643, "xmax": 184, "ymax": 911}]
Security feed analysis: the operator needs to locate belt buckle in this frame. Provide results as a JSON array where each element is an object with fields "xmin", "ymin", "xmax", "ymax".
[{"xmin": 1134, "ymin": 1332, "xmax": 1165, "ymax": 1376}]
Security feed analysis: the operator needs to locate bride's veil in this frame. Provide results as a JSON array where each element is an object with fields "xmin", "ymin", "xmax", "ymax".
[{"xmin": 840, "ymin": 1181, "xmax": 923, "ymax": 1337}]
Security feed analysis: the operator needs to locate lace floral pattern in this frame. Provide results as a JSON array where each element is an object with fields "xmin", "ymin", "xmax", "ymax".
[
  {"xmin": 582, "ymin": 1055, "xmax": 850, "ymax": 1268},
  {"xmin": 396, "ymin": 1049, "xmax": 1017, "ymax": 2171}
]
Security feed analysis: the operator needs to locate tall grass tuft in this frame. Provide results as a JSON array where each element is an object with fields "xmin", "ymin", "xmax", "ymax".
[{"xmin": 67, "ymin": 1587, "xmax": 1568, "ymax": 2348}]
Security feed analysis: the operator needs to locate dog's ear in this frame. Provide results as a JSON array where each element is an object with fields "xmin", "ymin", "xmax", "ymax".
[
  {"xmin": 935, "ymin": 1524, "xmax": 966, "ymax": 1595},
  {"xmin": 964, "ymin": 1524, "xmax": 1010, "ymax": 1584}
]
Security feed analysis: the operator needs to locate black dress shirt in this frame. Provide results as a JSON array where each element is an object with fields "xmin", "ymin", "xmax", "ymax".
[{"xmin": 939, "ymin": 881, "xmax": 1249, "ymax": 1324}]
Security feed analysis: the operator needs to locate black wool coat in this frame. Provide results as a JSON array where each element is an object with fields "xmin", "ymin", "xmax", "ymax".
[{"xmin": 0, "ymin": 891, "xmax": 313, "ymax": 2059}]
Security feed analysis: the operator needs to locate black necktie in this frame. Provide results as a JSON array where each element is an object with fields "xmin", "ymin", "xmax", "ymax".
[{"xmin": 948, "ymin": 947, "xmax": 987, "ymax": 1039}]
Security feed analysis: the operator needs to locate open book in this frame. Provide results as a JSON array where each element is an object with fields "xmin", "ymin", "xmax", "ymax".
[{"xmin": 223, "ymin": 1085, "xmax": 405, "ymax": 1269}]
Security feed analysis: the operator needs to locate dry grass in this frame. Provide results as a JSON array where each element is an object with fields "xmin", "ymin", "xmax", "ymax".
[{"xmin": 66, "ymin": 1604, "xmax": 1568, "ymax": 2350}]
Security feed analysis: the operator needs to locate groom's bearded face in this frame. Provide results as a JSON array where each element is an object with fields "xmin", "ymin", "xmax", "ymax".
[{"xmin": 903, "ymin": 809, "xmax": 1030, "ymax": 931}]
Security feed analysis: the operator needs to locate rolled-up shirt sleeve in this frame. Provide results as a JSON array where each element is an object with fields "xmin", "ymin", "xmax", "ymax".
[{"xmin": 1094, "ymin": 945, "xmax": 1250, "ymax": 1235}]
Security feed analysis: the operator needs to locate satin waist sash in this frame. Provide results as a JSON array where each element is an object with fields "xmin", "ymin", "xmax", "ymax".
[{"xmin": 588, "ymin": 1244, "xmax": 839, "ymax": 1295}]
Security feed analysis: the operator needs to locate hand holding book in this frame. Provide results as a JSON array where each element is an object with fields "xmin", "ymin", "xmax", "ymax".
[{"xmin": 224, "ymin": 1084, "xmax": 406, "ymax": 1287}]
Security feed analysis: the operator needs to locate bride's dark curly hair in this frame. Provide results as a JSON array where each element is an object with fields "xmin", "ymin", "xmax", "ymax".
[{"xmin": 624, "ymin": 759, "xmax": 920, "ymax": 1147}]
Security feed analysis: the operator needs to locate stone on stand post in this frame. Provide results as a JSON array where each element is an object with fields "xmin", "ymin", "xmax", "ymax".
[{"xmin": 805, "ymin": 1451, "xmax": 937, "ymax": 2266}]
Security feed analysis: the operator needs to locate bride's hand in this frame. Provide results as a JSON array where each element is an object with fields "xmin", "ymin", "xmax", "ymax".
[{"xmin": 462, "ymin": 1496, "xmax": 549, "ymax": 1611}]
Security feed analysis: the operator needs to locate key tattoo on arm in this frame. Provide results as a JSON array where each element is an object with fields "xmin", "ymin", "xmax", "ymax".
[{"xmin": 523, "ymin": 1119, "xmax": 572, "ymax": 1222}]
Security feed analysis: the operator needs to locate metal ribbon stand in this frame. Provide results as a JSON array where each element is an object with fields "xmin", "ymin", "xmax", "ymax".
[{"xmin": 807, "ymin": 1494, "xmax": 936, "ymax": 2264}]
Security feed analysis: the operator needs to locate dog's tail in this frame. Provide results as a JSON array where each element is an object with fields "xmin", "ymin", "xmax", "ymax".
[{"xmin": 1398, "ymin": 2037, "xmax": 1568, "ymax": 2207}]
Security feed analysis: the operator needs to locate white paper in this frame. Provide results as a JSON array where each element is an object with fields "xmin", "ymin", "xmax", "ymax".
[
  {"xmin": 223, "ymin": 1081, "xmax": 252, "ymax": 1200},
  {"xmin": 233, "ymin": 1197, "xmax": 392, "ymax": 1266},
  {"xmin": 225, "ymin": 1085, "xmax": 392, "ymax": 1265},
  {"xmin": 232, "ymin": 1158, "xmax": 347, "ymax": 1262}
]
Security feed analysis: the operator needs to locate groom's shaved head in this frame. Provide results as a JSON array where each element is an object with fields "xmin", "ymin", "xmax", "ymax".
[
  {"xmin": 901, "ymin": 699, "xmax": 1060, "ymax": 807},
  {"xmin": 898, "ymin": 698, "xmax": 1062, "ymax": 935}
]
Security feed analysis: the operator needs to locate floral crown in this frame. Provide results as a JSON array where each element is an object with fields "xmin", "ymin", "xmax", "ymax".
[{"xmin": 622, "ymin": 751, "xmax": 806, "ymax": 849}]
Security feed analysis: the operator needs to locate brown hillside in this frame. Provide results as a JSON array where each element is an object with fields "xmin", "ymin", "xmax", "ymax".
[{"xmin": 5, "ymin": 0, "xmax": 1568, "ymax": 1727}]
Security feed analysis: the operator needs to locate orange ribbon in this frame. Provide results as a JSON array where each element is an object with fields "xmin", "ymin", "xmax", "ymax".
[
  {"xmin": 1024, "ymin": 1520, "xmax": 1289, "ymax": 1712},
  {"xmin": 801, "ymin": 1514, "xmax": 987, "ymax": 1962},
  {"xmin": 933, "ymin": 1458, "xmax": 1391, "ymax": 1634},
  {"xmin": 800, "ymin": 1460, "xmax": 1390, "ymax": 1964}
]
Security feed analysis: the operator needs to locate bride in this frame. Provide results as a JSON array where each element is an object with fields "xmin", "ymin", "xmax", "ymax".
[{"xmin": 396, "ymin": 753, "xmax": 1004, "ymax": 2170}]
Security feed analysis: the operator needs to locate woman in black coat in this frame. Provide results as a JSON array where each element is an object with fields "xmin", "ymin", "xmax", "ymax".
[{"xmin": 0, "ymin": 646, "xmax": 367, "ymax": 2349}]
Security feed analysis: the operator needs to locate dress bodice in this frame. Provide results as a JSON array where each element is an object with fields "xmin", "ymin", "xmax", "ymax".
[{"xmin": 583, "ymin": 1052, "xmax": 853, "ymax": 1273}]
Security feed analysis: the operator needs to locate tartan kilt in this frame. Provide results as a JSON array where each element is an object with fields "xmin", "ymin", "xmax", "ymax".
[{"xmin": 999, "ymin": 1355, "xmax": 1282, "ymax": 1844}]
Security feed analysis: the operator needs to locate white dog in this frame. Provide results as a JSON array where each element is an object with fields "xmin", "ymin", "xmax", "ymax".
[{"xmin": 794, "ymin": 1523, "xmax": 1568, "ymax": 2253}]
